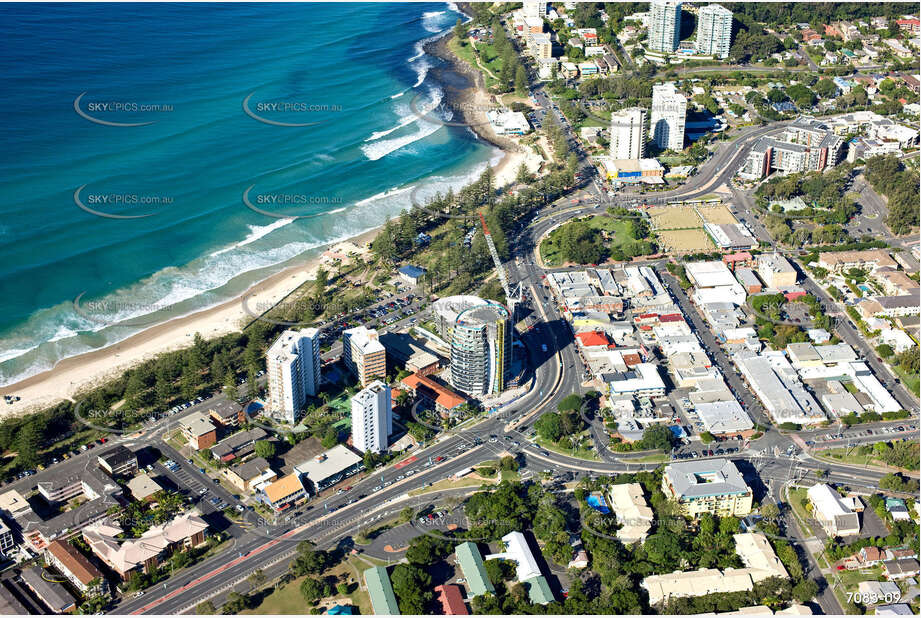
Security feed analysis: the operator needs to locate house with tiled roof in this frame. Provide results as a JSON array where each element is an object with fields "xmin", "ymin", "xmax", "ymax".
[{"xmin": 45, "ymin": 539, "xmax": 108, "ymax": 597}]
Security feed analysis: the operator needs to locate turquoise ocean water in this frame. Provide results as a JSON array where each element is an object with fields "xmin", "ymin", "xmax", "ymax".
[{"xmin": 0, "ymin": 2, "xmax": 499, "ymax": 386}]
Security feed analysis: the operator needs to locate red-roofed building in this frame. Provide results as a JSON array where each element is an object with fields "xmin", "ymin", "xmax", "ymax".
[
  {"xmin": 722, "ymin": 252, "xmax": 754, "ymax": 270},
  {"xmin": 435, "ymin": 584, "xmax": 469, "ymax": 615},
  {"xmin": 896, "ymin": 18, "xmax": 920, "ymax": 33},
  {"xmin": 824, "ymin": 24, "xmax": 841, "ymax": 38},
  {"xmin": 621, "ymin": 353, "xmax": 643, "ymax": 366},
  {"xmin": 783, "ymin": 289, "xmax": 807, "ymax": 301},
  {"xmin": 401, "ymin": 373, "xmax": 467, "ymax": 417},
  {"xmin": 659, "ymin": 313, "xmax": 684, "ymax": 323},
  {"xmin": 576, "ymin": 331, "xmax": 610, "ymax": 347}
]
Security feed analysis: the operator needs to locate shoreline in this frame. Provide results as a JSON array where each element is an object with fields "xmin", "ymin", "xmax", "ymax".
[{"xmin": 0, "ymin": 17, "xmax": 527, "ymax": 419}]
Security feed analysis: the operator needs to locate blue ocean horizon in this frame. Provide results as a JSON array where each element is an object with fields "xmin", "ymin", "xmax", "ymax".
[{"xmin": 0, "ymin": 2, "xmax": 499, "ymax": 386}]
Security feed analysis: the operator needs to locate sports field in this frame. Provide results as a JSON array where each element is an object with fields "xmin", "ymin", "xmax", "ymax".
[
  {"xmin": 656, "ymin": 229, "xmax": 715, "ymax": 253},
  {"xmin": 697, "ymin": 205, "xmax": 738, "ymax": 225},
  {"xmin": 647, "ymin": 206, "xmax": 699, "ymax": 230}
]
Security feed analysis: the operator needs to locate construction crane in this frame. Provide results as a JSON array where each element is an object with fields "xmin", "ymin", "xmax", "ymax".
[{"xmin": 478, "ymin": 212, "xmax": 522, "ymax": 321}]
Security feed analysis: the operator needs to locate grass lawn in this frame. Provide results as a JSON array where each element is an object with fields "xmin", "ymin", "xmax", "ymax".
[
  {"xmin": 448, "ymin": 38, "xmax": 499, "ymax": 89},
  {"xmin": 623, "ymin": 453, "xmax": 669, "ymax": 464},
  {"xmin": 535, "ymin": 433, "xmax": 599, "ymax": 461},
  {"xmin": 814, "ymin": 447, "xmax": 879, "ymax": 468},
  {"xmin": 408, "ymin": 476, "xmax": 488, "ymax": 496},
  {"xmin": 539, "ymin": 214, "xmax": 651, "ymax": 267},
  {"xmin": 786, "ymin": 487, "xmax": 815, "ymax": 537},
  {"xmin": 893, "ymin": 365, "xmax": 920, "ymax": 396},
  {"xmin": 243, "ymin": 557, "xmax": 372, "ymax": 615}
]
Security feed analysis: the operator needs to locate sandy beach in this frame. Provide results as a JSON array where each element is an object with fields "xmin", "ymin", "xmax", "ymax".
[{"xmin": 0, "ymin": 26, "xmax": 535, "ymax": 419}]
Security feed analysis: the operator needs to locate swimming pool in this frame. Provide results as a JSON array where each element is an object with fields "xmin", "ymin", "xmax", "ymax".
[
  {"xmin": 858, "ymin": 284, "xmax": 872, "ymax": 293},
  {"xmin": 586, "ymin": 494, "xmax": 611, "ymax": 514}
]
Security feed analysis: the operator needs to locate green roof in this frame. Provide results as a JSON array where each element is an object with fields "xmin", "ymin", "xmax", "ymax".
[
  {"xmin": 364, "ymin": 566, "xmax": 400, "ymax": 615},
  {"xmin": 525, "ymin": 575, "xmax": 555, "ymax": 605},
  {"xmin": 455, "ymin": 542, "xmax": 495, "ymax": 596}
]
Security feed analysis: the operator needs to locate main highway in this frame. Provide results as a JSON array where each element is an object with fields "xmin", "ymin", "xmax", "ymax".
[{"xmin": 108, "ymin": 100, "xmax": 915, "ymax": 616}]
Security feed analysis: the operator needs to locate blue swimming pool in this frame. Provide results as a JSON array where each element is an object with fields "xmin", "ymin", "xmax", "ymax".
[{"xmin": 586, "ymin": 494, "xmax": 611, "ymax": 514}]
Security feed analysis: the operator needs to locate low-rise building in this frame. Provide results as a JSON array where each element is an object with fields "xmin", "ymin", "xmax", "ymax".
[
  {"xmin": 807, "ymin": 483, "xmax": 860, "ymax": 536},
  {"xmin": 223, "ymin": 457, "xmax": 276, "ymax": 493},
  {"xmin": 397, "ymin": 264, "xmax": 427, "ymax": 286},
  {"xmin": 487, "ymin": 110, "xmax": 531, "ymax": 136},
  {"xmin": 210, "ymin": 427, "xmax": 268, "ymax": 463},
  {"xmin": 380, "ymin": 332, "xmax": 440, "ymax": 375},
  {"xmin": 178, "ymin": 412, "xmax": 217, "ymax": 450},
  {"xmin": 704, "ymin": 223, "xmax": 758, "ymax": 250},
  {"xmin": 294, "ymin": 445, "xmax": 363, "ymax": 495},
  {"xmin": 83, "ymin": 512, "xmax": 208, "ymax": 580},
  {"xmin": 695, "ymin": 400, "xmax": 755, "ymax": 437},
  {"xmin": 97, "ymin": 445, "xmax": 138, "ymax": 477},
  {"xmin": 455, "ymin": 541, "xmax": 495, "ymax": 597},
  {"xmin": 817, "ymin": 249, "xmax": 896, "ymax": 272},
  {"xmin": 434, "ymin": 584, "xmax": 468, "ymax": 615},
  {"xmin": 126, "ymin": 473, "xmax": 164, "ymax": 502},
  {"xmin": 401, "ymin": 372, "xmax": 467, "ymax": 417},
  {"xmin": 643, "ymin": 532, "xmax": 787, "ymax": 606},
  {"xmin": 661, "ymin": 459, "xmax": 753, "ymax": 518},
  {"xmin": 609, "ymin": 483, "xmax": 654, "ymax": 544},
  {"xmin": 262, "ymin": 474, "xmax": 307, "ymax": 512},
  {"xmin": 207, "ymin": 400, "xmax": 245, "ymax": 427},
  {"xmin": 45, "ymin": 539, "xmax": 108, "ymax": 597},
  {"xmin": 604, "ymin": 363, "xmax": 666, "ymax": 398},
  {"xmin": 757, "ymin": 253, "xmax": 798, "ymax": 289},
  {"xmin": 21, "ymin": 566, "xmax": 76, "ymax": 614},
  {"xmin": 882, "ymin": 558, "xmax": 920, "ymax": 580},
  {"xmin": 364, "ymin": 566, "xmax": 400, "ymax": 615}
]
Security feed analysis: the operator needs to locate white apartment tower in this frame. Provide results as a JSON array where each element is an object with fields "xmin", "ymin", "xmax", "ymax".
[
  {"xmin": 696, "ymin": 4, "xmax": 733, "ymax": 59},
  {"xmin": 648, "ymin": 0, "xmax": 682, "ymax": 53},
  {"xmin": 523, "ymin": 1, "xmax": 547, "ymax": 20},
  {"xmin": 609, "ymin": 107, "xmax": 647, "ymax": 159},
  {"xmin": 266, "ymin": 328, "xmax": 320, "ymax": 424},
  {"xmin": 350, "ymin": 381, "xmax": 392, "ymax": 454},
  {"xmin": 651, "ymin": 82, "xmax": 687, "ymax": 151}
]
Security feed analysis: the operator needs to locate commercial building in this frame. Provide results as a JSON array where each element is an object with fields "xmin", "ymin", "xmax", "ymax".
[
  {"xmin": 262, "ymin": 474, "xmax": 308, "ymax": 512},
  {"xmin": 448, "ymin": 300, "xmax": 511, "ymax": 396},
  {"xmin": 740, "ymin": 118, "xmax": 845, "ymax": 180},
  {"xmin": 267, "ymin": 328, "xmax": 321, "ymax": 423},
  {"xmin": 45, "ymin": 539, "xmax": 108, "ymax": 597},
  {"xmin": 735, "ymin": 268, "xmax": 763, "ymax": 294},
  {"xmin": 609, "ymin": 107, "xmax": 647, "ymax": 159},
  {"xmin": 0, "ymin": 488, "xmax": 34, "ymax": 520},
  {"xmin": 455, "ymin": 541, "xmax": 495, "ymax": 597},
  {"xmin": 704, "ymin": 223, "xmax": 758, "ymax": 250},
  {"xmin": 604, "ymin": 363, "xmax": 667, "ymax": 398},
  {"xmin": 696, "ymin": 4, "xmax": 733, "ymax": 58},
  {"xmin": 651, "ymin": 82, "xmax": 687, "ymax": 150},
  {"xmin": 601, "ymin": 157, "xmax": 665, "ymax": 182},
  {"xmin": 21, "ymin": 566, "xmax": 76, "ymax": 614},
  {"xmin": 695, "ymin": 400, "xmax": 755, "ymax": 436},
  {"xmin": 97, "ymin": 445, "xmax": 138, "ymax": 477},
  {"xmin": 736, "ymin": 354, "xmax": 826, "ymax": 425},
  {"xmin": 400, "ymin": 372, "xmax": 467, "ymax": 416},
  {"xmin": 686, "ymin": 260, "xmax": 747, "ymax": 306},
  {"xmin": 294, "ymin": 445, "xmax": 364, "ymax": 494},
  {"xmin": 643, "ymin": 533, "xmax": 788, "ymax": 606},
  {"xmin": 178, "ymin": 412, "xmax": 217, "ymax": 450},
  {"xmin": 662, "ymin": 459, "xmax": 753, "ymax": 517},
  {"xmin": 648, "ymin": 0, "xmax": 682, "ymax": 53},
  {"xmin": 351, "ymin": 381, "xmax": 392, "ymax": 453},
  {"xmin": 364, "ymin": 566, "xmax": 400, "ymax": 615},
  {"xmin": 807, "ymin": 483, "xmax": 860, "ymax": 536},
  {"xmin": 0, "ymin": 585, "xmax": 28, "ymax": 615},
  {"xmin": 379, "ymin": 332, "xmax": 440, "ymax": 376},
  {"xmin": 342, "ymin": 326, "xmax": 386, "ymax": 388},
  {"xmin": 757, "ymin": 253, "xmax": 798, "ymax": 289},
  {"xmin": 83, "ymin": 512, "xmax": 208, "ymax": 580},
  {"xmin": 487, "ymin": 110, "xmax": 531, "ymax": 136},
  {"xmin": 609, "ymin": 483, "xmax": 654, "ymax": 544}
]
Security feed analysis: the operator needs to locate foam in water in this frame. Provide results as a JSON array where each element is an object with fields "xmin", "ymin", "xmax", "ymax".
[
  {"xmin": 421, "ymin": 10, "xmax": 446, "ymax": 33},
  {"xmin": 210, "ymin": 218, "xmax": 295, "ymax": 257}
]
